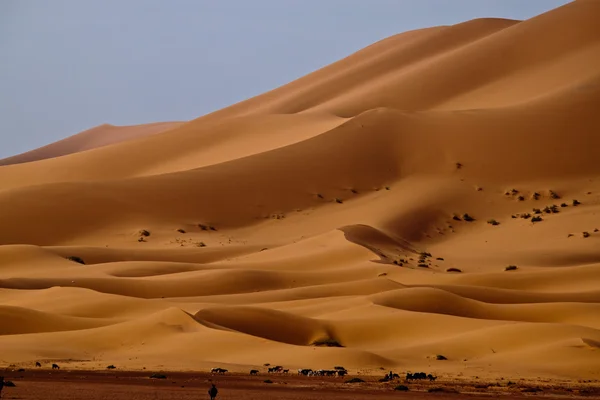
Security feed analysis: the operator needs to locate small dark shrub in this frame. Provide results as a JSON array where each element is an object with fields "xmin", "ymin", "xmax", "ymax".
[
  {"xmin": 417, "ymin": 263, "xmax": 429, "ymax": 268},
  {"xmin": 177, "ymin": 228, "xmax": 186, "ymax": 234},
  {"xmin": 567, "ymin": 233, "xmax": 574, "ymax": 237},
  {"xmin": 198, "ymin": 224, "xmax": 208, "ymax": 230},
  {"xmin": 436, "ymin": 257, "xmax": 444, "ymax": 261},
  {"xmin": 462, "ymin": 213, "xmax": 475, "ymax": 222},
  {"xmin": 317, "ymin": 193, "xmax": 324, "ymax": 199},
  {"xmin": 350, "ymin": 189, "xmax": 358, "ymax": 194},
  {"xmin": 573, "ymin": 199, "xmax": 581, "ymax": 206},
  {"xmin": 446, "ymin": 268, "xmax": 462, "ymax": 273},
  {"xmin": 436, "ymin": 354, "xmax": 448, "ymax": 360},
  {"xmin": 150, "ymin": 373, "xmax": 167, "ymax": 379},
  {"xmin": 263, "ymin": 379, "xmax": 273, "ymax": 384},
  {"xmin": 209, "ymin": 226, "xmax": 217, "ymax": 231},
  {"xmin": 420, "ymin": 252, "xmax": 432, "ymax": 258},
  {"xmin": 521, "ymin": 213, "xmax": 531, "ymax": 219},
  {"xmin": 456, "ymin": 162, "xmax": 463, "ymax": 169},
  {"xmin": 531, "ymin": 216, "xmax": 543, "ymax": 222},
  {"xmin": 66, "ymin": 256, "xmax": 85, "ymax": 264},
  {"xmin": 453, "ymin": 215, "xmax": 461, "ymax": 221},
  {"xmin": 487, "ymin": 219, "xmax": 500, "ymax": 226},
  {"xmin": 583, "ymin": 232, "xmax": 590, "ymax": 238},
  {"xmin": 395, "ymin": 385, "xmax": 410, "ymax": 391},
  {"xmin": 532, "ymin": 192, "xmax": 540, "ymax": 200},
  {"xmin": 139, "ymin": 230, "xmax": 150, "ymax": 237},
  {"xmin": 561, "ymin": 203, "xmax": 568, "ymax": 207},
  {"xmin": 532, "ymin": 208, "xmax": 541, "ymax": 214},
  {"xmin": 107, "ymin": 365, "xmax": 116, "ymax": 369},
  {"xmin": 517, "ymin": 195, "xmax": 525, "ymax": 201},
  {"xmin": 505, "ymin": 265, "xmax": 518, "ymax": 271},
  {"xmin": 312, "ymin": 338, "xmax": 343, "ymax": 347},
  {"xmin": 549, "ymin": 190, "xmax": 560, "ymax": 199},
  {"xmin": 346, "ymin": 378, "xmax": 365, "ymax": 383},
  {"xmin": 335, "ymin": 198, "xmax": 343, "ymax": 204}
]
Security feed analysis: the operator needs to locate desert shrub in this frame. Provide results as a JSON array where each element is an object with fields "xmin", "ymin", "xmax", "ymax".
[
  {"xmin": 532, "ymin": 208, "xmax": 541, "ymax": 214},
  {"xmin": 446, "ymin": 268, "xmax": 462, "ymax": 273},
  {"xmin": 395, "ymin": 385, "xmax": 410, "ymax": 391},
  {"xmin": 316, "ymin": 193, "xmax": 324, "ymax": 199},
  {"xmin": 517, "ymin": 195, "xmax": 525, "ymax": 201},
  {"xmin": 209, "ymin": 226, "xmax": 217, "ymax": 231},
  {"xmin": 456, "ymin": 162, "xmax": 463, "ymax": 169},
  {"xmin": 351, "ymin": 189, "xmax": 358, "ymax": 194},
  {"xmin": 139, "ymin": 230, "xmax": 150, "ymax": 237},
  {"xmin": 346, "ymin": 378, "xmax": 365, "ymax": 383},
  {"xmin": 417, "ymin": 263, "xmax": 429, "ymax": 268},
  {"xmin": 595, "ymin": 228, "xmax": 599, "ymax": 232},
  {"xmin": 487, "ymin": 219, "xmax": 500, "ymax": 226},
  {"xmin": 505, "ymin": 265, "xmax": 518, "ymax": 271},
  {"xmin": 561, "ymin": 203, "xmax": 568, "ymax": 207},
  {"xmin": 436, "ymin": 257, "xmax": 444, "ymax": 261},
  {"xmin": 177, "ymin": 228, "xmax": 186, "ymax": 234},
  {"xmin": 532, "ymin": 192, "xmax": 540, "ymax": 200},
  {"xmin": 311, "ymin": 338, "xmax": 343, "ymax": 347},
  {"xmin": 521, "ymin": 213, "xmax": 531, "ymax": 219},
  {"xmin": 436, "ymin": 354, "xmax": 448, "ymax": 360},
  {"xmin": 429, "ymin": 387, "xmax": 458, "ymax": 393},
  {"xmin": 420, "ymin": 252, "xmax": 432, "ymax": 258},
  {"xmin": 573, "ymin": 199, "xmax": 581, "ymax": 206},
  {"xmin": 531, "ymin": 216, "xmax": 543, "ymax": 222},
  {"xmin": 452, "ymin": 215, "xmax": 461, "ymax": 221},
  {"xmin": 462, "ymin": 213, "xmax": 475, "ymax": 222},
  {"xmin": 549, "ymin": 190, "xmax": 560, "ymax": 199},
  {"xmin": 198, "ymin": 224, "xmax": 208, "ymax": 230},
  {"xmin": 568, "ymin": 233, "xmax": 574, "ymax": 237},
  {"xmin": 150, "ymin": 373, "xmax": 167, "ymax": 379},
  {"xmin": 583, "ymin": 232, "xmax": 590, "ymax": 238},
  {"xmin": 385, "ymin": 186, "xmax": 390, "ymax": 190},
  {"xmin": 66, "ymin": 256, "xmax": 85, "ymax": 264},
  {"xmin": 263, "ymin": 379, "xmax": 273, "ymax": 384},
  {"xmin": 335, "ymin": 198, "xmax": 343, "ymax": 204},
  {"xmin": 107, "ymin": 365, "xmax": 116, "ymax": 369},
  {"xmin": 197, "ymin": 242, "xmax": 207, "ymax": 247}
]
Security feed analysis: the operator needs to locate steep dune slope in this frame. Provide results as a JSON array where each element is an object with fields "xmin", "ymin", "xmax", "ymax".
[{"xmin": 0, "ymin": 0, "xmax": 599, "ymax": 382}]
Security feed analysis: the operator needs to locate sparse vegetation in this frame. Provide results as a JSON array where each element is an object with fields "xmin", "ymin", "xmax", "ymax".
[
  {"xmin": 505, "ymin": 265, "xmax": 518, "ymax": 271},
  {"xmin": 385, "ymin": 186, "xmax": 390, "ymax": 190},
  {"xmin": 66, "ymin": 256, "xmax": 85, "ymax": 264},
  {"xmin": 177, "ymin": 228, "xmax": 186, "ymax": 234},
  {"xmin": 346, "ymin": 378, "xmax": 365, "ymax": 384},
  {"xmin": 150, "ymin": 373, "xmax": 167, "ymax": 379},
  {"xmin": 446, "ymin": 268, "xmax": 462, "ymax": 273},
  {"xmin": 436, "ymin": 354, "xmax": 448, "ymax": 360},
  {"xmin": 487, "ymin": 219, "xmax": 500, "ymax": 226},
  {"xmin": 263, "ymin": 379, "xmax": 273, "ymax": 384},
  {"xmin": 335, "ymin": 198, "xmax": 343, "ymax": 204},
  {"xmin": 420, "ymin": 252, "xmax": 432, "ymax": 258},
  {"xmin": 436, "ymin": 257, "xmax": 444, "ymax": 261},
  {"xmin": 311, "ymin": 338, "xmax": 343, "ymax": 347},
  {"xmin": 316, "ymin": 193, "xmax": 324, "ymax": 199},
  {"xmin": 568, "ymin": 233, "xmax": 574, "ymax": 238},
  {"xmin": 549, "ymin": 190, "xmax": 560, "ymax": 199},
  {"xmin": 595, "ymin": 228, "xmax": 599, "ymax": 233},
  {"xmin": 209, "ymin": 226, "xmax": 217, "ymax": 231},
  {"xmin": 517, "ymin": 195, "xmax": 525, "ymax": 201},
  {"xmin": 583, "ymin": 231, "xmax": 590, "ymax": 238},
  {"xmin": 456, "ymin": 162, "xmax": 463, "ymax": 169},
  {"xmin": 462, "ymin": 213, "xmax": 475, "ymax": 222},
  {"xmin": 532, "ymin": 192, "xmax": 540, "ymax": 200},
  {"xmin": 452, "ymin": 215, "xmax": 461, "ymax": 221},
  {"xmin": 198, "ymin": 224, "xmax": 208, "ymax": 230},
  {"xmin": 417, "ymin": 263, "xmax": 429, "ymax": 268},
  {"xmin": 521, "ymin": 213, "xmax": 531, "ymax": 219},
  {"xmin": 561, "ymin": 203, "xmax": 568, "ymax": 207},
  {"xmin": 531, "ymin": 216, "xmax": 543, "ymax": 222},
  {"xmin": 107, "ymin": 365, "xmax": 116, "ymax": 369},
  {"xmin": 395, "ymin": 385, "xmax": 410, "ymax": 391},
  {"xmin": 532, "ymin": 208, "xmax": 541, "ymax": 214},
  {"xmin": 573, "ymin": 199, "xmax": 581, "ymax": 206},
  {"xmin": 197, "ymin": 241, "xmax": 207, "ymax": 247},
  {"xmin": 350, "ymin": 189, "xmax": 358, "ymax": 194},
  {"xmin": 139, "ymin": 229, "xmax": 150, "ymax": 237}
]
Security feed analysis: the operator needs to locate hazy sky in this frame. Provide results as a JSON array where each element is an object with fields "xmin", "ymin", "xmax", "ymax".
[{"xmin": 0, "ymin": 0, "xmax": 570, "ymax": 158}]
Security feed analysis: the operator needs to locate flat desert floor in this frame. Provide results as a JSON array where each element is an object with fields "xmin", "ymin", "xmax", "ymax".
[
  {"xmin": 1, "ymin": 370, "xmax": 599, "ymax": 400},
  {"xmin": 1, "ymin": 0, "xmax": 600, "ymax": 395}
]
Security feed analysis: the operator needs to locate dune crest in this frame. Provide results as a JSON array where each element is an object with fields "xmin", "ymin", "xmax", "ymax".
[{"xmin": 1, "ymin": 1, "xmax": 599, "ymax": 381}]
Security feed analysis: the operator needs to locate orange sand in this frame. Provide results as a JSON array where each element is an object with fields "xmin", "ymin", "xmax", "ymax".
[{"xmin": 0, "ymin": 1, "xmax": 599, "ymax": 382}]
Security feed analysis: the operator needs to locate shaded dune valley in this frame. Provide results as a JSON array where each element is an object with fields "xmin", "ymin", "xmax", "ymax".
[{"xmin": 1, "ymin": 1, "xmax": 600, "ymax": 382}]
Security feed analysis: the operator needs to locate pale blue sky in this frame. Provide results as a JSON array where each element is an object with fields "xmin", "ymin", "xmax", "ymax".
[{"xmin": 0, "ymin": 0, "xmax": 570, "ymax": 158}]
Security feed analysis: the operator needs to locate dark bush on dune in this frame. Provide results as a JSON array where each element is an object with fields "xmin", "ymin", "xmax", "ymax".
[
  {"xmin": 395, "ymin": 385, "xmax": 410, "ymax": 391},
  {"xmin": 345, "ymin": 378, "xmax": 365, "ymax": 383},
  {"xmin": 66, "ymin": 256, "xmax": 85, "ymax": 264},
  {"xmin": 311, "ymin": 338, "xmax": 343, "ymax": 347},
  {"xmin": 150, "ymin": 373, "xmax": 167, "ymax": 379}
]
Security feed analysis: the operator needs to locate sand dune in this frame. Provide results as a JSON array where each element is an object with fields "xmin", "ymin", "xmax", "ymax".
[{"xmin": 1, "ymin": 0, "xmax": 599, "ymax": 382}]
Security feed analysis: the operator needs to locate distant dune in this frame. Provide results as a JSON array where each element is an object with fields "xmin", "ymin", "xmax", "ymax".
[{"xmin": 1, "ymin": 1, "xmax": 599, "ymax": 382}]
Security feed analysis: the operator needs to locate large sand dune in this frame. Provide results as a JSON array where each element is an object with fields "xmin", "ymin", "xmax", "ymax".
[{"xmin": 1, "ymin": 0, "xmax": 599, "ymax": 381}]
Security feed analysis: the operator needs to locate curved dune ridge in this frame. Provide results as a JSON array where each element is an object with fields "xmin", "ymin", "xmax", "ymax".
[{"xmin": 1, "ymin": 1, "xmax": 600, "ymax": 381}]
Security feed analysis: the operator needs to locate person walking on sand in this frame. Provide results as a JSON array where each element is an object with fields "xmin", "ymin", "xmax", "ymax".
[{"xmin": 208, "ymin": 383, "xmax": 218, "ymax": 400}]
